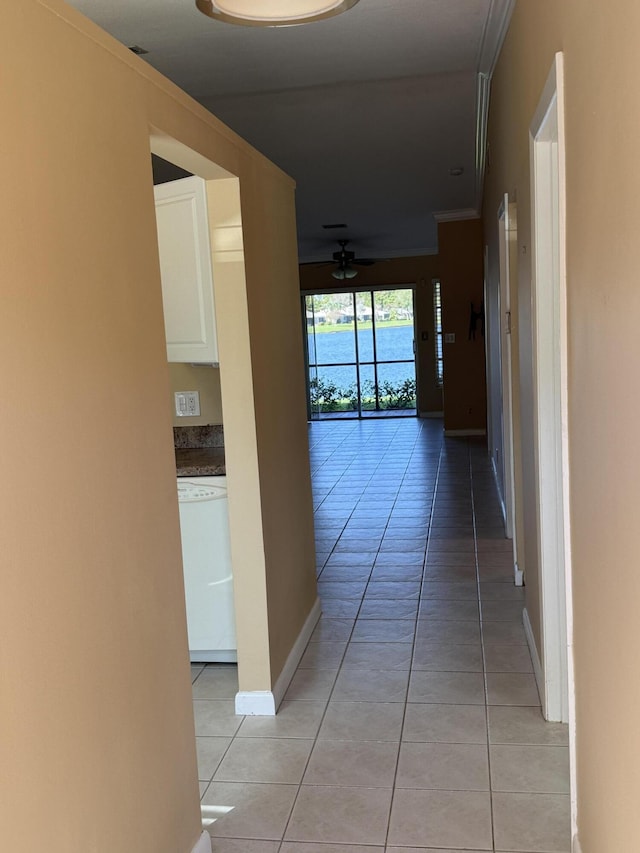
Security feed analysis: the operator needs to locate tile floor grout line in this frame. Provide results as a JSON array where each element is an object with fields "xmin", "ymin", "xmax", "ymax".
[
  {"xmin": 470, "ymin": 440, "xmax": 498, "ymax": 853},
  {"xmin": 275, "ymin": 419, "xmax": 415, "ymax": 848},
  {"xmin": 382, "ymin": 423, "xmax": 444, "ymax": 850},
  {"xmin": 200, "ymin": 422, "xmax": 569, "ymax": 851}
]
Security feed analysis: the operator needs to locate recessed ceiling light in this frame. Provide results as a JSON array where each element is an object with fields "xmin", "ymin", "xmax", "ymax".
[
  {"xmin": 195, "ymin": 0, "xmax": 360, "ymax": 27},
  {"xmin": 449, "ymin": 167, "xmax": 464, "ymax": 177}
]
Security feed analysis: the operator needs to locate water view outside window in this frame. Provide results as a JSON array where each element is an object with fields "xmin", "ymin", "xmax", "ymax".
[{"xmin": 305, "ymin": 288, "xmax": 416, "ymax": 419}]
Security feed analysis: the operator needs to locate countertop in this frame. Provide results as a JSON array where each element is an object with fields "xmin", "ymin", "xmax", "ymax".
[{"xmin": 176, "ymin": 447, "xmax": 226, "ymax": 477}]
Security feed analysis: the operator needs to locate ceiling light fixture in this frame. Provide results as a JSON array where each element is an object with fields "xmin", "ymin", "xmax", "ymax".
[
  {"xmin": 332, "ymin": 266, "xmax": 357, "ymax": 281},
  {"xmin": 195, "ymin": 0, "xmax": 360, "ymax": 27}
]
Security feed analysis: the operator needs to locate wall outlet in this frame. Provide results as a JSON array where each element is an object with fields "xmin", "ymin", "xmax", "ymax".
[
  {"xmin": 444, "ymin": 332, "xmax": 456, "ymax": 344},
  {"xmin": 175, "ymin": 391, "xmax": 200, "ymax": 417}
]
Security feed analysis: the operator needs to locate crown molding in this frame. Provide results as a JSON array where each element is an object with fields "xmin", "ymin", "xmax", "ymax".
[
  {"xmin": 474, "ymin": 0, "xmax": 516, "ymax": 210},
  {"xmin": 477, "ymin": 0, "xmax": 516, "ymax": 76},
  {"xmin": 433, "ymin": 208, "xmax": 480, "ymax": 223}
]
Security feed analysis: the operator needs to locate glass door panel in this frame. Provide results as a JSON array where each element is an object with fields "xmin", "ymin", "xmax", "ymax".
[
  {"xmin": 358, "ymin": 363, "xmax": 377, "ymax": 411},
  {"xmin": 376, "ymin": 361, "xmax": 417, "ymax": 410},
  {"xmin": 305, "ymin": 287, "xmax": 416, "ymax": 419}
]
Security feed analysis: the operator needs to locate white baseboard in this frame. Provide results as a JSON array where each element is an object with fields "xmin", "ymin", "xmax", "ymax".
[
  {"xmin": 523, "ymin": 606, "xmax": 544, "ymax": 708},
  {"xmin": 235, "ymin": 690, "xmax": 276, "ymax": 715},
  {"xmin": 514, "ymin": 561, "xmax": 524, "ymax": 586},
  {"xmin": 273, "ymin": 596, "xmax": 322, "ymax": 708},
  {"xmin": 573, "ymin": 835, "xmax": 582, "ymax": 853},
  {"xmin": 444, "ymin": 428, "xmax": 487, "ymax": 436},
  {"xmin": 234, "ymin": 597, "xmax": 322, "ymax": 716},
  {"xmin": 190, "ymin": 650, "xmax": 237, "ymax": 664},
  {"xmin": 191, "ymin": 831, "xmax": 211, "ymax": 853}
]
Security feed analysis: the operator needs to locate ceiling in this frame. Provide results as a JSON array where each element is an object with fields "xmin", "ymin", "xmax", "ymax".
[{"xmin": 67, "ymin": 0, "xmax": 513, "ymax": 262}]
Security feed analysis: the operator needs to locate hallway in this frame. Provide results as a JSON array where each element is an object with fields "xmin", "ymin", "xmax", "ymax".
[{"xmin": 195, "ymin": 419, "xmax": 570, "ymax": 852}]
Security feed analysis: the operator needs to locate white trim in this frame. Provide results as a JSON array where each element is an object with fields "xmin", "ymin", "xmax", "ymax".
[
  {"xmin": 272, "ymin": 597, "xmax": 322, "ymax": 708},
  {"xmin": 475, "ymin": 73, "xmax": 491, "ymax": 209},
  {"xmin": 190, "ymin": 650, "xmax": 236, "ymax": 664},
  {"xmin": 477, "ymin": 0, "xmax": 517, "ymax": 75},
  {"xmin": 190, "ymin": 831, "xmax": 211, "ymax": 853},
  {"xmin": 523, "ymin": 607, "xmax": 544, "ymax": 707},
  {"xmin": 530, "ymin": 52, "xmax": 570, "ymax": 719},
  {"xmin": 474, "ymin": 0, "xmax": 516, "ymax": 209},
  {"xmin": 235, "ymin": 690, "xmax": 276, "ymax": 715},
  {"xmin": 444, "ymin": 428, "xmax": 486, "ymax": 437},
  {"xmin": 514, "ymin": 561, "xmax": 523, "ymax": 587},
  {"xmin": 490, "ymin": 454, "xmax": 507, "ymax": 525},
  {"xmin": 530, "ymin": 48, "xmax": 578, "ymax": 842},
  {"xmin": 573, "ymin": 835, "xmax": 583, "ymax": 853},
  {"xmin": 433, "ymin": 208, "xmax": 480, "ymax": 223},
  {"xmin": 419, "ymin": 410, "xmax": 444, "ymax": 419},
  {"xmin": 234, "ymin": 597, "xmax": 322, "ymax": 716}
]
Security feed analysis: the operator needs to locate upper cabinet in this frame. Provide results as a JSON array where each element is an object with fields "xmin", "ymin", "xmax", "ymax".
[{"xmin": 154, "ymin": 176, "xmax": 218, "ymax": 364}]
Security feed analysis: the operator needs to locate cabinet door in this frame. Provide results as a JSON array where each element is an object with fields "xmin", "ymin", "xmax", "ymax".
[{"xmin": 154, "ymin": 176, "xmax": 218, "ymax": 363}]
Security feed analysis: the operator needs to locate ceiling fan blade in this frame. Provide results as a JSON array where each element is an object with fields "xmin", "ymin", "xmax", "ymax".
[{"xmin": 352, "ymin": 258, "xmax": 376, "ymax": 266}]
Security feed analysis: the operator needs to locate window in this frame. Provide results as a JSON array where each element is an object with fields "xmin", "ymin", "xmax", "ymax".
[{"xmin": 433, "ymin": 279, "xmax": 443, "ymax": 386}]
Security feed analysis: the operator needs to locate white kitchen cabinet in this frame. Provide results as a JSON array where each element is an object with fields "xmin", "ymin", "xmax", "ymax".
[{"xmin": 154, "ymin": 176, "xmax": 218, "ymax": 364}]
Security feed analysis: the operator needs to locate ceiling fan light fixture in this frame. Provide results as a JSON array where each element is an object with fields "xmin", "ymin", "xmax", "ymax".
[
  {"xmin": 195, "ymin": 0, "xmax": 360, "ymax": 27},
  {"xmin": 332, "ymin": 266, "xmax": 357, "ymax": 280}
]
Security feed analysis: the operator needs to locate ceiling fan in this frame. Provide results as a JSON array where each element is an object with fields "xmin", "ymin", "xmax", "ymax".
[{"xmin": 330, "ymin": 240, "xmax": 375, "ymax": 280}]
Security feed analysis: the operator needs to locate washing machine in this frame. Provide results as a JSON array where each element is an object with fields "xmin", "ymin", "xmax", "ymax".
[{"xmin": 177, "ymin": 476, "xmax": 237, "ymax": 662}]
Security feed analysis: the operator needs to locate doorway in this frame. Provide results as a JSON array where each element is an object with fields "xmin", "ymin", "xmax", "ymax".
[
  {"xmin": 529, "ymin": 52, "xmax": 572, "ymax": 724},
  {"xmin": 529, "ymin": 49, "xmax": 577, "ymax": 839},
  {"xmin": 497, "ymin": 196, "xmax": 523, "ymax": 585},
  {"xmin": 304, "ymin": 287, "xmax": 417, "ymax": 419}
]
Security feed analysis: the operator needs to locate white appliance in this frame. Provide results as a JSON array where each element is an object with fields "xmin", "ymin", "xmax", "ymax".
[{"xmin": 177, "ymin": 476, "xmax": 237, "ymax": 662}]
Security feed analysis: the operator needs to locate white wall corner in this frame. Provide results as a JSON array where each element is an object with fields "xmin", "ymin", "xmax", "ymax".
[
  {"xmin": 234, "ymin": 597, "xmax": 322, "ymax": 716},
  {"xmin": 523, "ymin": 607, "xmax": 544, "ymax": 709},
  {"xmin": 190, "ymin": 830, "xmax": 212, "ymax": 853},
  {"xmin": 572, "ymin": 834, "xmax": 582, "ymax": 853}
]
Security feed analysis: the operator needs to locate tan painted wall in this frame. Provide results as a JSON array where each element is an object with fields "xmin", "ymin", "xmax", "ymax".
[
  {"xmin": 169, "ymin": 364, "xmax": 224, "ymax": 426},
  {"xmin": 485, "ymin": 0, "xmax": 640, "ymax": 847},
  {"xmin": 300, "ymin": 256, "xmax": 443, "ymax": 414},
  {"xmin": 438, "ymin": 219, "xmax": 487, "ymax": 432},
  {"xmin": 0, "ymin": 1, "xmax": 316, "ymax": 851}
]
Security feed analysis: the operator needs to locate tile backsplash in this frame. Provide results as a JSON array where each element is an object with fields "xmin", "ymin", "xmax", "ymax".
[{"xmin": 173, "ymin": 424, "xmax": 224, "ymax": 448}]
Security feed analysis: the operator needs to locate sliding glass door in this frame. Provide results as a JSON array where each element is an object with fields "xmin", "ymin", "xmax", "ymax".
[{"xmin": 305, "ymin": 287, "xmax": 416, "ymax": 419}]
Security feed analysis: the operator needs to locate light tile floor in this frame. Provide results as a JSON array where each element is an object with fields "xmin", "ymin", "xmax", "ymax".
[{"xmin": 194, "ymin": 419, "xmax": 571, "ymax": 852}]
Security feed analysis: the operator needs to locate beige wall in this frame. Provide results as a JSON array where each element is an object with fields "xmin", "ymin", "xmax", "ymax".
[
  {"xmin": 300, "ymin": 255, "xmax": 444, "ymax": 415},
  {"xmin": 0, "ymin": 2, "xmax": 316, "ymax": 851},
  {"xmin": 169, "ymin": 363, "xmax": 224, "ymax": 426},
  {"xmin": 438, "ymin": 219, "xmax": 487, "ymax": 432},
  {"xmin": 485, "ymin": 1, "xmax": 640, "ymax": 847}
]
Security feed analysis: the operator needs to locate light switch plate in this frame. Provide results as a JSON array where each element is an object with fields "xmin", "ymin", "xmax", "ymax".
[
  {"xmin": 444, "ymin": 332, "xmax": 456, "ymax": 344},
  {"xmin": 175, "ymin": 391, "xmax": 200, "ymax": 417}
]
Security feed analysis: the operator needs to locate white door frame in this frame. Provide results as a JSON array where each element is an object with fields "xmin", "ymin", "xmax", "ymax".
[
  {"xmin": 529, "ymin": 50, "xmax": 578, "ymax": 839},
  {"xmin": 497, "ymin": 196, "xmax": 522, "ymax": 584}
]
